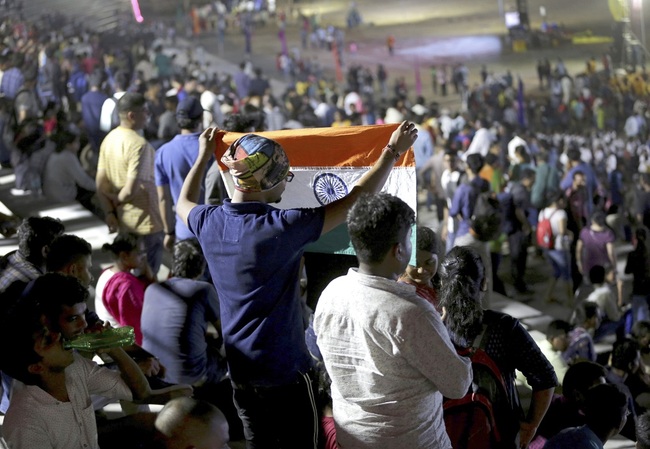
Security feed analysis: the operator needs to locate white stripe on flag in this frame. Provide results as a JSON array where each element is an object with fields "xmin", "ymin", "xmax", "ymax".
[
  {"xmin": 279, "ymin": 167, "xmax": 417, "ymax": 211},
  {"xmin": 220, "ymin": 166, "xmax": 418, "ymax": 256}
]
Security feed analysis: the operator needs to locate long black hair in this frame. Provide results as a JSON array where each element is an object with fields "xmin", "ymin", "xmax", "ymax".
[{"xmin": 439, "ymin": 246, "xmax": 485, "ymax": 346}]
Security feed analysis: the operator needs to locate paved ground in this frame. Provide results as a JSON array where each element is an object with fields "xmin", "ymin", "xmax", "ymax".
[{"xmin": 18, "ymin": 0, "xmax": 635, "ymax": 114}]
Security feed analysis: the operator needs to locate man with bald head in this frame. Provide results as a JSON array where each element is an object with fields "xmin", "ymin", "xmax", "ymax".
[{"xmin": 154, "ymin": 398, "xmax": 229, "ymax": 449}]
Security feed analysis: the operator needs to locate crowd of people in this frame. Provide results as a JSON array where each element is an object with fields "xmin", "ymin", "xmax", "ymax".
[{"xmin": 3, "ymin": 1, "xmax": 650, "ymax": 449}]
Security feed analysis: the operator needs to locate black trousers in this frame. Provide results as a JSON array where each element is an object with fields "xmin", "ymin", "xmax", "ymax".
[{"xmin": 232, "ymin": 371, "xmax": 319, "ymax": 449}]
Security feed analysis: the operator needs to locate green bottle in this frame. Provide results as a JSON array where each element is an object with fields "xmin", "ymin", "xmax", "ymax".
[{"xmin": 63, "ymin": 326, "xmax": 135, "ymax": 351}]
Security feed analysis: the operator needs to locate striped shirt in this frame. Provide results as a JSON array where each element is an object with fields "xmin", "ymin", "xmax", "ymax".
[{"xmin": 0, "ymin": 250, "xmax": 41, "ymax": 294}]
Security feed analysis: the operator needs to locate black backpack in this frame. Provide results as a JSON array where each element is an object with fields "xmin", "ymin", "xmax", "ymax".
[
  {"xmin": 471, "ymin": 188, "xmax": 502, "ymax": 242},
  {"xmin": 443, "ymin": 326, "xmax": 513, "ymax": 449},
  {"xmin": 5, "ymin": 89, "xmax": 44, "ymax": 155}
]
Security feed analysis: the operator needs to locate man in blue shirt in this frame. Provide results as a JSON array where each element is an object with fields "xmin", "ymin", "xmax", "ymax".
[
  {"xmin": 80, "ymin": 72, "xmax": 109, "ymax": 153},
  {"xmin": 155, "ymin": 96, "xmax": 212, "ymax": 251},
  {"xmin": 0, "ymin": 52, "xmax": 24, "ymax": 100},
  {"xmin": 177, "ymin": 122, "xmax": 418, "ymax": 448},
  {"xmin": 449, "ymin": 153, "xmax": 490, "ymax": 240}
]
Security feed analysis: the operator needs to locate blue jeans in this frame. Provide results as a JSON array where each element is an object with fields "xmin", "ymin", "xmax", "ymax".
[
  {"xmin": 141, "ymin": 232, "xmax": 164, "ymax": 276},
  {"xmin": 232, "ymin": 370, "xmax": 319, "ymax": 449},
  {"xmin": 632, "ymin": 294, "xmax": 650, "ymax": 323},
  {"xmin": 0, "ymin": 371, "xmax": 13, "ymax": 413},
  {"xmin": 546, "ymin": 249, "xmax": 571, "ymax": 281}
]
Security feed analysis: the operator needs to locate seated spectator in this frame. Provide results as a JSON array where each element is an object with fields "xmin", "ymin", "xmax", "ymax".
[
  {"xmin": 0, "ymin": 273, "xmax": 153, "ymax": 448},
  {"xmin": 141, "ymin": 239, "xmax": 242, "ymax": 439},
  {"xmin": 629, "ymin": 322, "xmax": 650, "ymax": 413},
  {"xmin": 314, "ymin": 193, "xmax": 472, "ymax": 448},
  {"xmin": 543, "ymin": 383, "xmax": 629, "ymax": 449},
  {"xmin": 541, "ymin": 320, "xmax": 571, "ymax": 391},
  {"xmin": 46, "ymin": 234, "xmax": 95, "ymax": 290},
  {"xmin": 586, "ymin": 265, "xmax": 625, "ymax": 341},
  {"xmin": 440, "ymin": 245, "xmax": 557, "ymax": 448},
  {"xmin": 141, "ymin": 238, "xmax": 223, "ymax": 386},
  {"xmin": 42, "ymin": 129, "xmax": 103, "ymax": 218},
  {"xmin": 632, "ymin": 321, "xmax": 650, "ymax": 376},
  {"xmin": 397, "ymin": 225, "xmax": 441, "ymax": 312},
  {"xmin": 564, "ymin": 302, "xmax": 598, "ymax": 364},
  {"xmin": 606, "ymin": 338, "xmax": 641, "ymax": 438},
  {"xmin": 0, "ymin": 217, "xmax": 65, "ymax": 414},
  {"xmin": 0, "ymin": 216, "xmax": 64, "ymax": 295},
  {"xmin": 36, "ymin": 267, "xmax": 192, "ymax": 443},
  {"xmin": 530, "ymin": 361, "xmax": 606, "ymax": 449},
  {"xmin": 96, "ymin": 233, "xmax": 156, "ymax": 345},
  {"xmin": 152, "ymin": 398, "xmax": 229, "ymax": 449},
  {"xmin": 46, "ymin": 234, "xmax": 189, "ymax": 397}
]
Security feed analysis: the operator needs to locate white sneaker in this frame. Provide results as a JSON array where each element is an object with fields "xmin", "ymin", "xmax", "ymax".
[{"xmin": 10, "ymin": 188, "xmax": 32, "ymax": 196}]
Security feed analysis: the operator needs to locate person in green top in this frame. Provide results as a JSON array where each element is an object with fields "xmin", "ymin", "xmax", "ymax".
[{"xmin": 531, "ymin": 150, "xmax": 560, "ymax": 210}]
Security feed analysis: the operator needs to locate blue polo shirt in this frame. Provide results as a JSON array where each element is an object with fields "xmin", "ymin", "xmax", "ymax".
[
  {"xmin": 81, "ymin": 90, "xmax": 108, "ymax": 133},
  {"xmin": 155, "ymin": 133, "xmax": 212, "ymax": 240},
  {"xmin": 188, "ymin": 200, "xmax": 325, "ymax": 387}
]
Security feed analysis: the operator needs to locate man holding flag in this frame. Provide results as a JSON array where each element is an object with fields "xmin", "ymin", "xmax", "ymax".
[{"xmin": 177, "ymin": 121, "xmax": 418, "ymax": 448}]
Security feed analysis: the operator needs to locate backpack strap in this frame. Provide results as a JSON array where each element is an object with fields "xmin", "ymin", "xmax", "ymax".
[
  {"xmin": 542, "ymin": 207, "xmax": 559, "ymax": 222},
  {"xmin": 471, "ymin": 323, "xmax": 489, "ymax": 351}
]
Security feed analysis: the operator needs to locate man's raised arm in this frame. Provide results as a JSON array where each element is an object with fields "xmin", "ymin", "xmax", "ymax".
[
  {"xmin": 321, "ymin": 121, "xmax": 418, "ymax": 235},
  {"xmin": 178, "ymin": 128, "xmax": 217, "ymax": 227}
]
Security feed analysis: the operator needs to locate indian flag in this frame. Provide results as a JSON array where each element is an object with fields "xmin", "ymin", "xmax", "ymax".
[{"xmin": 215, "ymin": 124, "xmax": 417, "ymax": 255}]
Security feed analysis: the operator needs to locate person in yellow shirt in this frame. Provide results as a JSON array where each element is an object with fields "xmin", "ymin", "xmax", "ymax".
[{"xmin": 96, "ymin": 93, "xmax": 164, "ymax": 274}]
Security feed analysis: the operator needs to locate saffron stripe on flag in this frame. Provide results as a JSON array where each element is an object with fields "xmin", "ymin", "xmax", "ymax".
[{"xmin": 216, "ymin": 124, "xmax": 417, "ymax": 255}]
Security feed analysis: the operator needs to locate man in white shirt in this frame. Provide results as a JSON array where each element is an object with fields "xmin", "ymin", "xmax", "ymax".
[
  {"xmin": 465, "ymin": 120, "xmax": 494, "ymax": 158},
  {"xmin": 0, "ymin": 273, "xmax": 153, "ymax": 449},
  {"xmin": 440, "ymin": 150, "xmax": 462, "ymax": 252},
  {"xmin": 314, "ymin": 193, "xmax": 472, "ymax": 449}
]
